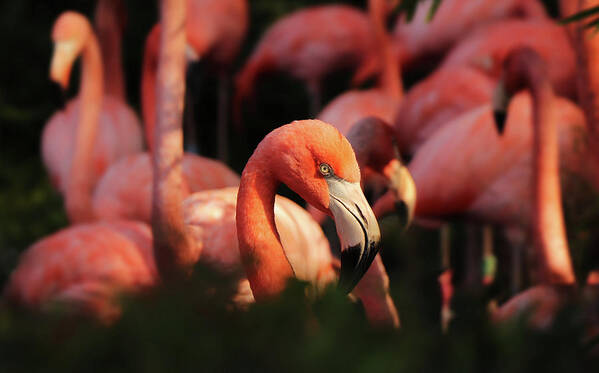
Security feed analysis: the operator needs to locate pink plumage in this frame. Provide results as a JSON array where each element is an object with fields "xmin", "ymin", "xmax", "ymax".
[
  {"xmin": 393, "ymin": 0, "xmax": 547, "ymax": 66},
  {"xmin": 93, "ymin": 153, "xmax": 240, "ymax": 222},
  {"xmin": 4, "ymin": 221, "xmax": 155, "ymax": 322},
  {"xmin": 42, "ymin": 97, "xmax": 142, "ymax": 194}
]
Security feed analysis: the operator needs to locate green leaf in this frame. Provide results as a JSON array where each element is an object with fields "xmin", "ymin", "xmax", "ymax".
[
  {"xmin": 560, "ymin": 5, "xmax": 599, "ymax": 24},
  {"xmin": 426, "ymin": 0, "xmax": 442, "ymax": 22}
]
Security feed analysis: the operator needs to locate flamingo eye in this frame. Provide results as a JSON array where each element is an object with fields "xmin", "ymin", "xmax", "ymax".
[{"xmin": 318, "ymin": 163, "xmax": 333, "ymax": 177}]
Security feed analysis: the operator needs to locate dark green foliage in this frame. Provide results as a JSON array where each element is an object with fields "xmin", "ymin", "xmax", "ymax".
[
  {"xmin": 561, "ymin": 5, "xmax": 599, "ymax": 29},
  {"xmin": 0, "ymin": 263, "xmax": 598, "ymax": 372}
]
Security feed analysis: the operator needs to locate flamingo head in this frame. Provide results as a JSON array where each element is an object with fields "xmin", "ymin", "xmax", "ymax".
[
  {"xmin": 50, "ymin": 11, "xmax": 92, "ymax": 89},
  {"xmin": 491, "ymin": 47, "xmax": 548, "ymax": 135},
  {"xmin": 254, "ymin": 120, "xmax": 382, "ymax": 293},
  {"xmin": 347, "ymin": 117, "xmax": 416, "ymax": 229}
]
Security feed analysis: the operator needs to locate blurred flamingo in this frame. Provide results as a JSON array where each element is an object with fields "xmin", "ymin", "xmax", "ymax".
[
  {"xmin": 42, "ymin": 11, "xmax": 143, "ymax": 223},
  {"xmin": 92, "ymin": 25, "xmax": 239, "ymax": 224},
  {"xmin": 185, "ymin": 0, "xmax": 248, "ymax": 161},
  {"xmin": 392, "ymin": 0, "xmax": 547, "ymax": 70},
  {"xmin": 233, "ymin": 5, "xmax": 378, "ymax": 119},
  {"xmin": 394, "ymin": 18, "xmax": 576, "ymax": 157},
  {"xmin": 565, "ymin": 0, "xmax": 599, "ymax": 185},
  {"xmin": 318, "ymin": 0, "xmax": 402, "ymax": 134},
  {"xmin": 371, "ymin": 52, "xmax": 587, "ymax": 318},
  {"xmin": 490, "ymin": 48, "xmax": 576, "ymax": 327},
  {"xmin": 94, "ymin": 0, "xmax": 127, "ymax": 100},
  {"xmin": 141, "ymin": 0, "xmax": 247, "ymax": 160},
  {"xmin": 5, "ymin": 11, "xmax": 150, "ymax": 321},
  {"xmin": 440, "ymin": 19, "xmax": 577, "ymax": 98}
]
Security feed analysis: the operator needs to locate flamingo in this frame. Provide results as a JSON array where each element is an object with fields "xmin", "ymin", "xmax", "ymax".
[
  {"xmin": 391, "ymin": 0, "xmax": 547, "ymax": 69},
  {"xmin": 489, "ymin": 48, "xmax": 576, "ymax": 327},
  {"xmin": 318, "ymin": 0, "xmax": 402, "ymax": 134},
  {"xmin": 42, "ymin": 11, "xmax": 143, "ymax": 223},
  {"xmin": 565, "ymin": 0, "xmax": 599, "ymax": 185},
  {"xmin": 440, "ymin": 19, "xmax": 577, "ymax": 99},
  {"xmin": 374, "ymin": 91, "xmax": 587, "ymax": 231},
  {"xmin": 94, "ymin": 0, "xmax": 127, "ymax": 100},
  {"xmin": 5, "ymin": 3, "xmax": 388, "ymax": 327},
  {"xmin": 370, "ymin": 49, "xmax": 587, "ymax": 324},
  {"xmin": 185, "ymin": 0, "xmax": 248, "ymax": 161},
  {"xmin": 314, "ymin": 0, "xmax": 415, "ymax": 226},
  {"xmin": 394, "ymin": 18, "xmax": 577, "ymax": 157},
  {"xmin": 394, "ymin": 66, "xmax": 495, "ymax": 155},
  {"xmin": 233, "ymin": 4, "xmax": 378, "ymax": 118},
  {"xmin": 91, "ymin": 24, "xmax": 239, "ymax": 224},
  {"xmin": 141, "ymin": 0, "xmax": 248, "ymax": 158}
]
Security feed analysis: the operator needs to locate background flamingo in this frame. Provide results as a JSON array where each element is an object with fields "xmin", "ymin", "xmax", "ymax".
[
  {"xmin": 318, "ymin": 0, "xmax": 402, "ymax": 134},
  {"xmin": 42, "ymin": 10, "xmax": 142, "ymax": 223},
  {"xmin": 94, "ymin": 0, "xmax": 127, "ymax": 100},
  {"xmin": 233, "ymin": 4, "xmax": 377, "ymax": 119},
  {"xmin": 92, "ymin": 24, "xmax": 239, "ymax": 224},
  {"xmin": 490, "ymin": 48, "xmax": 576, "ymax": 327},
  {"xmin": 440, "ymin": 19, "xmax": 577, "ymax": 98},
  {"xmin": 392, "ymin": 0, "xmax": 547, "ymax": 70}
]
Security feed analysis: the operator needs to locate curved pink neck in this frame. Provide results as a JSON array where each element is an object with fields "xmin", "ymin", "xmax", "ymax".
[
  {"xmin": 532, "ymin": 80, "xmax": 575, "ymax": 284},
  {"xmin": 236, "ymin": 153, "xmax": 294, "ymax": 300},
  {"xmin": 506, "ymin": 51, "xmax": 575, "ymax": 284},
  {"xmin": 151, "ymin": 0, "xmax": 195, "ymax": 278},
  {"xmin": 65, "ymin": 30, "xmax": 104, "ymax": 223},
  {"xmin": 369, "ymin": 0, "xmax": 402, "ymax": 99},
  {"xmin": 95, "ymin": 0, "xmax": 126, "ymax": 100}
]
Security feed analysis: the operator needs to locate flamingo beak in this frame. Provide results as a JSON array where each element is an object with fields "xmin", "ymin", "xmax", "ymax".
[
  {"xmin": 50, "ymin": 41, "xmax": 78, "ymax": 89},
  {"xmin": 492, "ymin": 79, "xmax": 508, "ymax": 135},
  {"xmin": 383, "ymin": 158, "xmax": 416, "ymax": 230},
  {"xmin": 327, "ymin": 178, "xmax": 381, "ymax": 293}
]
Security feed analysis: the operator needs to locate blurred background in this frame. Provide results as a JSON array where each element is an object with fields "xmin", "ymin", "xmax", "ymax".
[{"xmin": 2, "ymin": 0, "xmax": 599, "ymax": 371}]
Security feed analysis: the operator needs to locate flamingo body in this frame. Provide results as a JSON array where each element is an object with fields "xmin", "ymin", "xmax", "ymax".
[
  {"xmin": 42, "ymin": 96, "xmax": 143, "ymax": 193},
  {"xmin": 318, "ymin": 91, "xmax": 399, "ymax": 134},
  {"xmin": 395, "ymin": 66, "xmax": 494, "ymax": 154},
  {"xmin": 235, "ymin": 5, "xmax": 375, "ymax": 106},
  {"xmin": 4, "ymin": 221, "xmax": 155, "ymax": 321},
  {"xmin": 441, "ymin": 20, "xmax": 576, "ymax": 98},
  {"xmin": 411, "ymin": 93, "xmax": 586, "ymax": 225},
  {"xmin": 393, "ymin": 0, "xmax": 547, "ymax": 66},
  {"xmin": 184, "ymin": 187, "xmax": 336, "ymax": 289},
  {"xmin": 93, "ymin": 153, "xmax": 239, "ymax": 222}
]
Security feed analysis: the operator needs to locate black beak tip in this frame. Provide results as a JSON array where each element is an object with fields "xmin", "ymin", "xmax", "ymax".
[
  {"xmin": 338, "ymin": 242, "xmax": 380, "ymax": 294},
  {"xmin": 493, "ymin": 110, "xmax": 507, "ymax": 135},
  {"xmin": 338, "ymin": 246, "xmax": 362, "ymax": 294}
]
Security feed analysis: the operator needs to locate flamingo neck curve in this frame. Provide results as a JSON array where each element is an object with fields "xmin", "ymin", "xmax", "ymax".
[
  {"xmin": 369, "ymin": 0, "xmax": 402, "ymax": 100},
  {"xmin": 65, "ymin": 30, "xmax": 104, "ymax": 223},
  {"xmin": 151, "ymin": 0, "xmax": 196, "ymax": 279},
  {"xmin": 236, "ymin": 152, "xmax": 295, "ymax": 301},
  {"xmin": 507, "ymin": 51, "xmax": 576, "ymax": 284}
]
